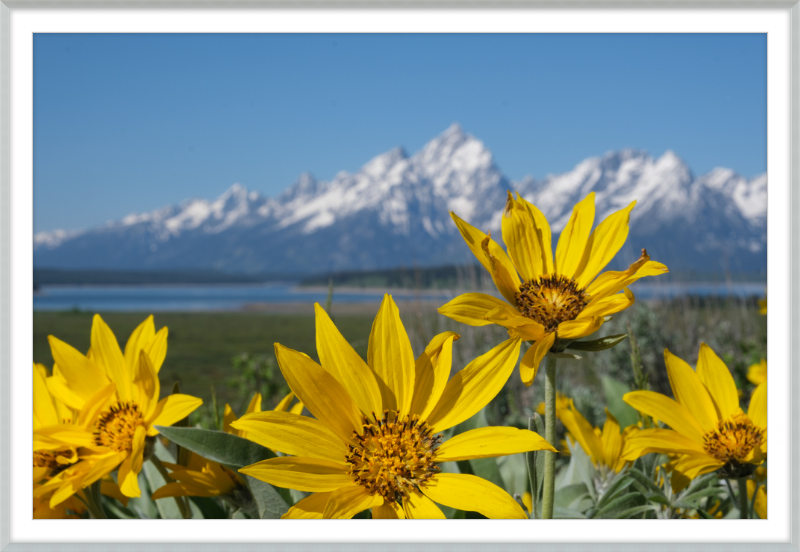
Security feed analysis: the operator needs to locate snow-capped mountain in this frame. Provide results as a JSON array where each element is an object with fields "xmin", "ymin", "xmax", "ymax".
[{"xmin": 33, "ymin": 124, "xmax": 767, "ymax": 275}]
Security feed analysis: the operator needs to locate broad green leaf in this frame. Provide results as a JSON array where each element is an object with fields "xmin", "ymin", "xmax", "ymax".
[
  {"xmin": 568, "ymin": 334, "xmax": 627, "ymax": 352},
  {"xmin": 143, "ymin": 438, "xmax": 188, "ymax": 519},
  {"xmin": 554, "ymin": 483, "xmax": 590, "ymax": 511},
  {"xmin": 244, "ymin": 475, "xmax": 289, "ymax": 519},
  {"xmin": 127, "ymin": 471, "xmax": 159, "ymax": 519},
  {"xmin": 553, "ymin": 507, "xmax": 586, "ymax": 519},
  {"xmin": 601, "ymin": 376, "xmax": 639, "ymax": 429},
  {"xmin": 155, "ymin": 426, "xmax": 275, "ymax": 469}
]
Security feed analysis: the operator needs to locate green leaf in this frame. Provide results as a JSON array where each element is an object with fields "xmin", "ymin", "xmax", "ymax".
[
  {"xmin": 611, "ymin": 504, "xmax": 658, "ymax": 519},
  {"xmin": 143, "ymin": 438, "xmax": 188, "ymax": 519},
  {"xmin": 548, "ymin": 352, "xmax": 582, "ymax": 360},
  {"xmin": 243, "ymin": 475, "xmax": 289, "ymax": 519},
  {"xmin": 554, "ymin": 483, "xmax": 590, "ymax": 511},
  {"xmin": 591, "ymin": 493, "xmax": 643, "ymax": 519},
  {"xmin": 553, "ymin": 507, "xmax": 586, "ymax": 519},
  {"xmin": 628, "ymin": 467, "xmax": 666, "ymax": 499},
  {"xmin": 127, "ymin": 472, "xmax": 159, "ymax": 519},
  {"xmin": 596, "ymin": 474, "xmax": 635, "ymax": 509},
  {"xmin": 601, "ymin": 376, "xmax": 639, "ymax": 429},
  {"xmin": 674, "ymin": 486, "xmax": 726, "ymax": 509},
  {"xmin": 567, "ymin": 334, "xmax": 627, "ymax": 352},
  {"xmin": 189, "ymin": 497, "xmax": 228, "ymax": 519},
  {"xmin": 155, "ymin": 426, "xmax": 275, "ymax": 470}
]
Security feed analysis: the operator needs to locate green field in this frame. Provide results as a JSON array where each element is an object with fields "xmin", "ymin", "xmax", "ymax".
[
  {"xmin": 33, "ymin": 296, "xmax": 766, "ymax": 432},
  {"xmin": 33, "ymin": 310, "xmax": 375, "ymax": 410}
]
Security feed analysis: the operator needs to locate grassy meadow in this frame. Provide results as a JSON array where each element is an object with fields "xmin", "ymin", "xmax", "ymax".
[{"xmin": 33, "ymin": 294, "xmax": 766, "ymax": 432}]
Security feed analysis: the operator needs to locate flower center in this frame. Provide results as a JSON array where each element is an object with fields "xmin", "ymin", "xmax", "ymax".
[
  {"xmin": 33, "ymin": 450, "xmax": 74, "ymax": 471},
  {"xmin": 703, "ymin": 414, "xmax": 764, "ymax": 464},
  {"xmin": 515, "ymin": 275, "xmax": 590, "ymax": 332},
  {"xmin": 345, "ymin": 410, "xmax": 442, "ymax": 504},
  {"xmin": 94, "ymin": 401, "xmax": 146, "ymax": 453}
]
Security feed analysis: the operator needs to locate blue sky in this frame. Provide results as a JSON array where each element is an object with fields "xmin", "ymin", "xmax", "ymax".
[{"xmin": 33, "ymin": 33, "xmax": 766, "ymax": 233}]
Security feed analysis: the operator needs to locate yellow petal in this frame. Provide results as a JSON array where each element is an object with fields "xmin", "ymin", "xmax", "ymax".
[
  {"xmin": 274, "ymin": 343, "xmax": 363, "ymax": 444},
  {"xmin": 519, "ymin": 333, "xmax": 555, "ymax": 387},
  {"xmin": 239, "ymin": 394, "xmax": 260, "ymax": 416},
  {"xmin": 145, "ymin": 327, "xmax": 168, "ymax": 373},
  {"xmin": 222, "ymin": 404, "xmax": 237, "ymax": 434},
  {"xmin": 436, "ymin": 426, "xmax": 555, "ymax": 462},
  {"xmin": 231, "ymin": 411, "xmax": 348, "ymax": 463},
  {"xmin": 373, "ymin": 500, "xmax": 406, "ymax": 519},
  {"xmin": 502, "ymin": 191, "xmax": 548, "ymax": 281},
  {"xmin": 272, "ymin": 392, "xmax": 293, "ymax": 413},
  {"xmin": 367, "ymin": 295, "xmax": 415, "ymax": 414},
  {"xmin": 623, "ymin": 390, "xmax": 705, "ymax": 443},
  {"xmin": 586, "ymin": 250, "xmax": 668, "ymax": 302},
  {"xmin": 481, "ymin": 233, "xmax": 522, "ymax": 304},
  {"xmin": 516, "ymin": 193, "xmax": 554, "ymax": 274},
  {"xmin": 34, "ymin": 425, "xmax": 95, "ymax": 450},
  {"xmin": 76, "ymin": 382, "xmax": 116, "ymax": 429},
  {"xmin": 621, "ymin": 428, "xmax": 708, "ymax": 461},
  {"xmin": 129, "ymin": 425, "xmax": 146, "ymax": 478},
  {"xmin": 696, "ymin": 343, "xmax": 739, "ymax": 420},
  {"xmin": 409, "ymin": 332, "xmax": 458, "ymax": 418},
  {"xmin": 240, "ymin": 457, "xmax": 352, "ymax": 492},
  {"xmin": 151, "ymin": 481, "xmax": 210, "ymax": 500},
  {"xmin": 101, "ymin": 479, "xmax": 129, "ymax": 507},
  {"xmin": 322, "ymin": 485, "xmax": 383, "ymax": 519},
  {"xmin": 437, "ymin": 293, "xmax": 517, "ymax": 327},
  {"xmin": 748, "ymin": 382, "xmax": 767, "ymax": 430},
  {"xmin": 558, "ymin": 403, "xmax": 604, "ymax": 465},
  {"xmin": 47, "ymin": 335, "xmax": 109, "ymax": 402},
  {"xmin": 668, "ymin": 453, "xmax": 722, "ymax": 492},
  {"xmin": 289, "ymin": 402, "xmax": 304, "ymax": 416},
  {"xmin": 747, "ymin": 359, "xmax": 767, "ymax": 385},
  {"xmin": 123, "ymin": 315, "xmax": 155, "ymax": 370},
  {"xmin": 557, "ymin": 316, "xmax": 604, "ymax": 340},
  {"xmin": 450, "ymin": 211, "xmax": 521, "ymax": 297},
  {"xmin": 33, "ymin": 364, "xmax": 60, "ymax": 428},
  {"xmin": 281, "ymin": 492, "xmax": 331, "ymax": 519},
  {"xmin": 600, "ymin": 409, "xmax": 623, "ymax": 470},
  {"xmin": 664, "ymin": 349, "xmax": 718, "ymax": 432},
  {"xmin": 555, "ymin": 192, "xmax": 595, "ymax": 278},
  {"xmin": 118, "ymin": 455, "xmax": 141, "ymax": 498},
  {"xmin": 403, "ymin": 489, "xmax": 445, "ymax": 519},
  {"xmin": 315, "ymin": 303, "xmax": 382, "ymax": 416},
  {"xmin": 579, "ymin": 288, "xmax": 635, "ymax": 319},
  {"xmin": 421, "ymin": 473, "xmax": 526, "ymax": 519},
  {"xmin": 134, "ymin": 350, "xmax": 160, "ymax": 419},
  {"xmin": 90, "ymin": 314, "xmax": 133, "ymax": 402},
  {"xmin": 426, "ymin": 337, "xmax": 522, "ymax": 432},
  {"xmin": 575, "ymin": 200, "xmax": 636, "ymax": 288},
  {"xmin": 149, "ymin": 394, "xmax": 203, "ymax": 433}
]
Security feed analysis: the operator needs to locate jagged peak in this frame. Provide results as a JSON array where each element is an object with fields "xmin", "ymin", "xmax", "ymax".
[{"xmin": 361, "ymin": 146, "xmax": 409, "ymax": 177}]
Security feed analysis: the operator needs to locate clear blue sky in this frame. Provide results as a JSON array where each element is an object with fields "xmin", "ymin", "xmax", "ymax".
[{"xmin": 33, "ymin": 33, "xmax": 766, "ymax": 233}]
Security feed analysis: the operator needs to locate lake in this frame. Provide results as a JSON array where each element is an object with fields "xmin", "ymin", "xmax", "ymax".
[{"xmin": 32, "ymin": 282, "xmax": 768, "ymax": 312}]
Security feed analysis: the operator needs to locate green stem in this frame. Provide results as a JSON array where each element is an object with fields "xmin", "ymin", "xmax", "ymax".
[
  {"xmin": 738, "ymin": 478, "xmax": 749, "ymax": 519},
  {"xmin": 526, "ymin": 417, "xmax": 538, "ymax": 519},
  {"xmin": 82, "ymin": 480, "xmax": 107, "ymax": 519},
  {"xmin": 541, "ymin": 355, "xmax": 558, "ymax": 520}
]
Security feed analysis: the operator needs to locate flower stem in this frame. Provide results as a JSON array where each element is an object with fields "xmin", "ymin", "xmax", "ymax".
[
  {"xmin": 541, "ymin": 354, "xmax": 558, "ymax": 520},
  {"xmin": 738, "ymin": 477, "xmax": 749, "ymax": 519},
  {"xmin": 82, "ymin": 480, "xmax": 107, "ymax": 519}
]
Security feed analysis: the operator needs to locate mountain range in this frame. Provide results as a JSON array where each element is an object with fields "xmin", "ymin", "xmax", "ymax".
[{"xmin": 33, "ymin": 124, "xmax": 767, "ymax": 276}]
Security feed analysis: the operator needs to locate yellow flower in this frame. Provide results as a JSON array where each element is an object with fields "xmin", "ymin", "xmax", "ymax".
[
  {"xmin": 759, "ymin": 296, "xmax": 767, "ymax": 315},
  {"xmin": 556, "ymin": 400, "xmax": 636, "ymax": 474},
  {"xmin": 151, "ymin": 392, "xmax": 303, "ymax": 501},
  {"xmin": 622, "ymin": 344, "xmax": 767, "ymax": 486},
  {"xmin": 233, "ymin": 296, "xmax": 555, "ymax": 519},
  {"xmin": 747, "ymin": 359, "xmax": 767, "ymax": 385},
  {"xmin": 36, "ymin": 315, "xmax": 203, "ymax": 498},
  {"xmin": 439, "ymin": 192, "xmax": 668, "ymax": 385}
]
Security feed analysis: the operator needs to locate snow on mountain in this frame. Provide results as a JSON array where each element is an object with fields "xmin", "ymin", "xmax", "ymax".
[{"xmin": 33, "ymin": 124, "xmax": 767, "ymax": 275}]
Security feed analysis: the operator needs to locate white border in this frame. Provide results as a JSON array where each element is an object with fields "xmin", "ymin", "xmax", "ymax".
[{"xmin": 10, "ymin": 8, "xmax": 790, "ymax": 545}]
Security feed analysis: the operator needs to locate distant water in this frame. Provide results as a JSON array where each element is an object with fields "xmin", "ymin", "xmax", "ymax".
[{"xmin": 32, "ymin": 282, "xmax": 767, "ymax": 312}]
